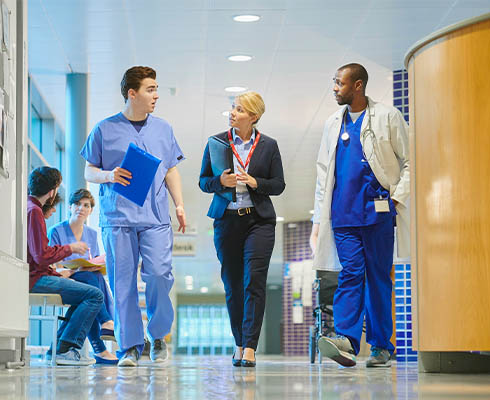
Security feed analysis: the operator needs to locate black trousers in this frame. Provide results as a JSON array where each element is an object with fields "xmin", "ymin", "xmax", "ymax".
[{"xmin": 213, "ymin": 210, "xmax": 276, "ymax": 350}]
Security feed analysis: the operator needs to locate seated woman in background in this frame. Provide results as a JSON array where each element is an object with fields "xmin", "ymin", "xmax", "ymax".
[{"xmin": 48, "ymin": 188, "xmax": 118, "ymax": 364}]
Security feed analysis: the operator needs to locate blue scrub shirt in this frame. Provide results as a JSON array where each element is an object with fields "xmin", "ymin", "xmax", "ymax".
[
  {"xmin": 331, "ymin": 111, "xmax": 396, "ymax": 228},
  {"xmin": 80, "ymin": 113, "xmax": 185, "ymax": 227},
  {"xmin": 48, "ymin": 220, "xmax": 100, "ymax": 261}
]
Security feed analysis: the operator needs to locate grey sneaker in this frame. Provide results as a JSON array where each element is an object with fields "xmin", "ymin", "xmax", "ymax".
[
  {"xmin": 318, "ymin": 335, "xmax": 356, "ymax": 367},
  {"xmin": 141, "ymin": 338, "xmax": 151, "ymax": 357},
  {"xmin": 366, "ymin": 347, "xmax": 391, "ymax": 367},
  {"xmin": 56, "ymin": 348, "xmax": 96, "ymax": 366},
  {"xmin": 150, "ymin": 339, "xmax": 168, "ymax": 363},
  {"xmin": 118, "ymin": 346, "xmax": 139, "ymax": 367}
]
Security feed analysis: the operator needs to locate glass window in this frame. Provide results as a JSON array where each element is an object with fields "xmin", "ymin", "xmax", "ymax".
[
  {"xmin": 30, "ymin": 105, "xmax": 42, "ymax": 152},
  {"xmin": 56, "ymin": 144, "xmax": 63, "ymax": 173},
  {"xmin": 176, "ymin": 305, "xmax": 234, "ymax": 355},
  {"xmin": 28, "ymin": 147, "xmax": 44, "ymax": 172}
]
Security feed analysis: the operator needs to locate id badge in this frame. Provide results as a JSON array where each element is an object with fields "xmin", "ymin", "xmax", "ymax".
[
  {"xmin": 374, "ymin": 198, "xmax": 390, "ymax": 213},
  {"xmin": 236, "ymin": 182, "xmax": 248, "ymax": 193}
]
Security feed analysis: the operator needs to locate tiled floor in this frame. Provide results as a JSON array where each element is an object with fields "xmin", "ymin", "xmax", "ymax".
[{"xmin": 2, "ymin": 356, "xmax": 490, "ymax": 399}]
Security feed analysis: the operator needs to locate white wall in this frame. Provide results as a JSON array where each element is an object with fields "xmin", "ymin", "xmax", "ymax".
[
  {"xmin": 0, "ymin": 0, "xmax": 20, "ymax": 257},
  {"xmin": 0, "ymin": 0, "xmax": 29, "ymax": 343}
]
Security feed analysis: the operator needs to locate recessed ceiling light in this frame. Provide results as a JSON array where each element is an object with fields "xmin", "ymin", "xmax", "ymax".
[
  {"xmin": 309, "ymin": 210, "xmax": 315, "ymax": 215},
  {"xmin": 276, "ymin": 216, "xmax": 284, "ymax": 222},
  {"xmin": 200, "ymin": 287, "xmax": 209, "ymax": 293},
  {"xmin": 186, "ymin": 285, "xmax": 193, "ymax": 291},
  {"xmin": 233, "ymin": 14, "xmax": 260, "ymax": 23},
  {"xmin": 222, "ymin": 111, "xmax": 230, "ymax": 117},
  {"xmin": 227, "ymin": 54, "xmax": 253, "ymax": 62},
  {"xmin": 224, "ymin": 86, "xmax": 247, "ymax": 93}
]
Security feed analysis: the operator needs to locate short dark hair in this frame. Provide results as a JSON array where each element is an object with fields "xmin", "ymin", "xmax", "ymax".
[
  {"xmin": 28, "ymin": 167, "xmax": 62, "ymax": 197},
  {"xmin": 42, "ymin": 193, "xmax": 62, "ymax": 216},
  {"xmin": 120, "ymin": 66, "xmax": 156, "ymax": 102},
  {"xmin": 69, "ymin": 188, "xmax": 95, "ymax": 208},
  {"xmin": 338, "ymin": 63, "xmax": 369, "ymax": 90}
]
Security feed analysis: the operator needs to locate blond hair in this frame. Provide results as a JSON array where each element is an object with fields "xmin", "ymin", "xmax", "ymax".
[{"xmin": 235, "ymin": 91, "xmax": 265, "ymax": 126}]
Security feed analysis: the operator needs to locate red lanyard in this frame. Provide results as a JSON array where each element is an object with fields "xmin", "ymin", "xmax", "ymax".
[{"xmin": 227, "ymin": 129, "xmax": 261, "ymax": 170}]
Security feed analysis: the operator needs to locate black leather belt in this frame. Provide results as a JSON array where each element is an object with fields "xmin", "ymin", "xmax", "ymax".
[{"xmin": 225, "ymin": 207, "xmax": 255, "ymax": 216}]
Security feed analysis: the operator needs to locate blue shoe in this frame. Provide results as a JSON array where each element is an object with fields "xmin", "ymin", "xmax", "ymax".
[
  {"xmin": 94, "ymin": 355, "xmax": 119, "ymax": 365},
  {"xmin": 100, "ymin": 328, "xmax": 116, "ymax": 342},
  {"xmin": 232, "ymin": 351, "xmax": 242, "ymax": 367},
  {"xmin": 241, "ymin": 358, "xmax": 256, "ymax": 368}
]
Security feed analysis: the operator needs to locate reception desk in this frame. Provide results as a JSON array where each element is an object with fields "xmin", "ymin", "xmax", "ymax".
[{"xmin": 405, "ymin": 13, "xmax": 490, "ymax": 372}]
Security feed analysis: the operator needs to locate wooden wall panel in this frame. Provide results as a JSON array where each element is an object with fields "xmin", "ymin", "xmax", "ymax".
[{"xmin": 409, "ymin": 19, "xmax": 490, "ymax": 350}]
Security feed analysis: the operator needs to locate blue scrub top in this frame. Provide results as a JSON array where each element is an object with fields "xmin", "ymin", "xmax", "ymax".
[
  {"xmin": 48, "ymin": 220, "xmax": 100, "ymax": 262},
  {"xmin": 80, "ymin": 113, "xmax": 185, "ymax": 227},
  {"xmin": 331, "ymin": 111, "xmax": 396, "ymax": 229}
]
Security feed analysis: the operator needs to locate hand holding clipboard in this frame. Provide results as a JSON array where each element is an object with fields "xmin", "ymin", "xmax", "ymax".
[
  {"xmin": 113, "ymin": 143, "xmax": 162, "ymax": 207},
  {"xmin": 108, "ymin": 167, "xmax": 132, "ymax": 186},
  {"xmin": 208, "ymin": 136, "xmax": 237, "ymax": 202}
]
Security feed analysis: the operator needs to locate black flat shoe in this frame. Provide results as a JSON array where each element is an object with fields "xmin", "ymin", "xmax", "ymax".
[
  {"xmin": 232, "ymin": 352, "xmax": 242, "ymax": 367},
  {"xmin": 241, "ymin": 358, "xmax": 256, "ymax": 367}
]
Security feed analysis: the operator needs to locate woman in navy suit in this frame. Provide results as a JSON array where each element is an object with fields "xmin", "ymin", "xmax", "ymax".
[{"xmin": 199, "ymin": 92, "xmax": 285, "ymax": 367}]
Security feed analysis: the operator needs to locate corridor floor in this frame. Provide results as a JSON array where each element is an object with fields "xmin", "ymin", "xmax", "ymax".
[{"xmin": 2, "ymin": 356, "xmax": 490, "ymax": 399}]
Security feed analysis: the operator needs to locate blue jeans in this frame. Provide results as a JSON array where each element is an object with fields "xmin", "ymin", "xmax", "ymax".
[
  {"xmin": 31, "ymin": 275, "xmax": 104, "ymax": 351},
  {"xmin": 71, "ymin": 271, "xmax": 114, "ymax": 353}
]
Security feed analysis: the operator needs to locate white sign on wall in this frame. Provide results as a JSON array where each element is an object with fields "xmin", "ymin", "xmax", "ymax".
[{"xmin": 172, "ymin": 240, "xmax": 196, "ymax": 256}]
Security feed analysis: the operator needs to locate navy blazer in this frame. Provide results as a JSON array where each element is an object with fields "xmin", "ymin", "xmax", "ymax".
[{"xmin": 199, "ymin": 131, "xmax": 285, "ymax": 220}]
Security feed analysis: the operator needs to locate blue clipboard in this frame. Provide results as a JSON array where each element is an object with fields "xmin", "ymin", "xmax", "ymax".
[
  {"xmin": 113, "ymin": 143, "xmax": 162, "ymax": 207},
  {"xmin": 208, "ymin": 136, "xmax": 236, "ymax": 202}
]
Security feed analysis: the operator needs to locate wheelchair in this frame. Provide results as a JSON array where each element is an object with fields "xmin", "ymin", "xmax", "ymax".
[{"xmin": 309, "ymin": 270, "xmax": 338, "ymax": 364}]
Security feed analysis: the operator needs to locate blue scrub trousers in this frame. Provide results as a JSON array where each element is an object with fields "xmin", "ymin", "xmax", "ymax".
[
  {"xmin": 333, "ymin": 218, "xmax": 395, "ymax": 355},
  {"xmin": 102, "ymin": 224, "xmax": 174, "ymax": 358}
]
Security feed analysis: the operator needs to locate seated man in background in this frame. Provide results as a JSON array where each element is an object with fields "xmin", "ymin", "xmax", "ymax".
[
  {"xmin": 27, "ymin": 166, "xmax": 104, "ymax": 366},
  {"xmin": 48, "ymin": 188, "xmax": 118, "ymax": 364}
]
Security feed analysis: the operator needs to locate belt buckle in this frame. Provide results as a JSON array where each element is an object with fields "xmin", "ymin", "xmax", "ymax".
[{"xmin": 237, "ymin": 207, "xmax": 249, "ymax": 216}]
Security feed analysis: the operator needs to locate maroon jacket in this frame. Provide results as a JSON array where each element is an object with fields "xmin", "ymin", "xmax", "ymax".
[{"xmin": 27, "ymin": 196, "xmax": 72, "ymax": 290}]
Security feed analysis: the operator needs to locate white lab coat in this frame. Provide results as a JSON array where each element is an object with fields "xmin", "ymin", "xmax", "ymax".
[{"xmin": 312, "ymin": 97, "xmax": 410, "ymax": 271}]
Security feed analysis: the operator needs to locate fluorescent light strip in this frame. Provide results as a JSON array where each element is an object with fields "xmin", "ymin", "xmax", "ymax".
[
  {"xmin": 233, "ymin": 15, "xmax": 260, "ymax": 23},
  {"xmin": 228, "ymin": 54, "xmax": 253, "ymax": 62},
  {"xmin": 225, "ymin": 86, "xmax": 247, "ymax": 93}
]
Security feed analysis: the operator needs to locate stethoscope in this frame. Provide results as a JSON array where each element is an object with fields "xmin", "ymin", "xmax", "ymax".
[{"xmin": 340, "ymin": 105, "xmax": 377, "ymax": 162}]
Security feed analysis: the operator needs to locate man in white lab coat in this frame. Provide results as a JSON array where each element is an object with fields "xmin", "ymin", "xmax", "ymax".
[{"xmin": 310, "ymin": 63, "xmax": 409, "ymax": 367}]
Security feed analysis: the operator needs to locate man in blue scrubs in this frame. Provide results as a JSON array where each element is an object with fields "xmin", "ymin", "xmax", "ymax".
[
  {"xmin": 311, "ymin": 63, "xmax": 410, "ymax": 367},
  {"xmin": 81, "ymin": 66, "xmax": 186, "ymax": 367}
]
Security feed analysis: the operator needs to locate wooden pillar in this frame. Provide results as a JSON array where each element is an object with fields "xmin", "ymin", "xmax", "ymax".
[{"xmin": 406, "ymin": 14, "xmax": 490, "ymax": 357}]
